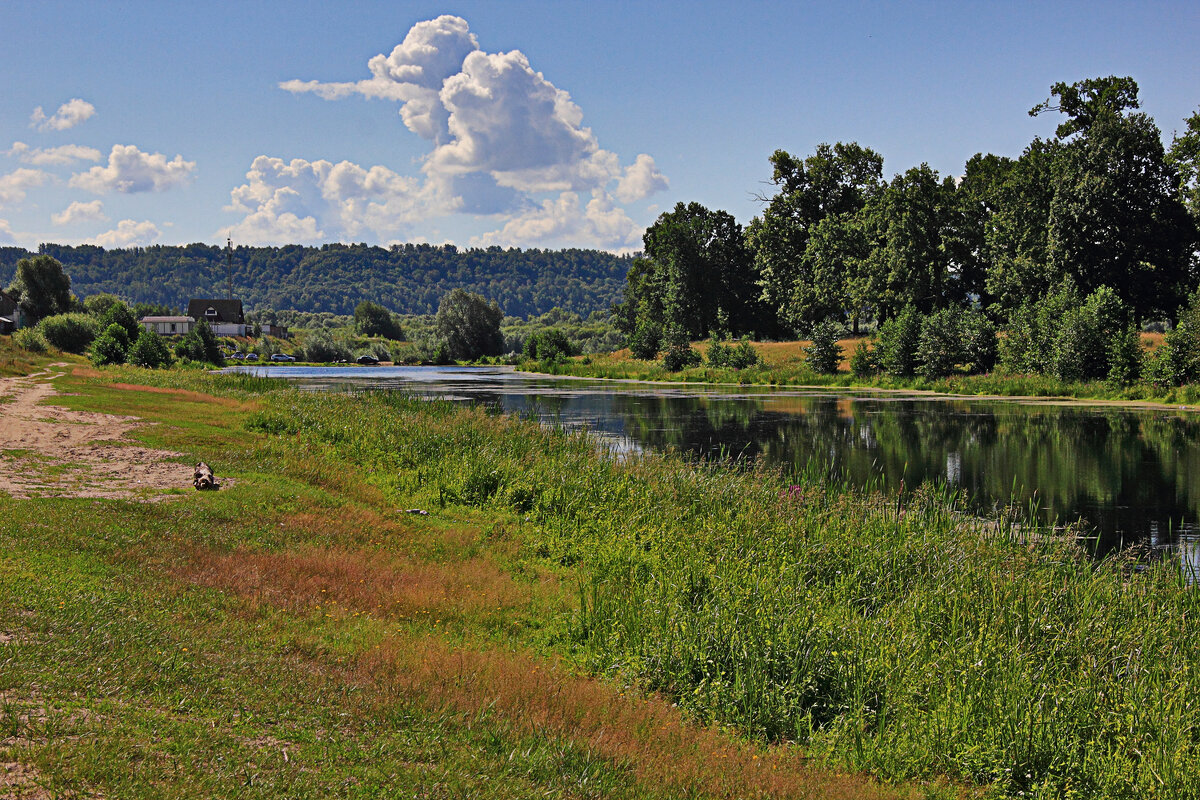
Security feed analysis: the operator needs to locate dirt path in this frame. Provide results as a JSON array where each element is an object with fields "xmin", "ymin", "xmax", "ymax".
[{"xmin": 0, "ymin": 365, "xmax": 188, "ymax": 501}]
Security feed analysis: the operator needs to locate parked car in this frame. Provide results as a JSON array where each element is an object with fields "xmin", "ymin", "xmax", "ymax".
[
  {"xmin": 270, "ymin": 353, "xmax": 296, "ymax": 362},
  {"xmin": 245, "ymin": 353, "xmax": 259, "ymax": 361},
  {"xmin": 229, "ymin": 353, "xmax": 246, "ymax": 360},
  {"xmin": 355, "ymin": 354, "xmax": 380, "ymax": 365}
]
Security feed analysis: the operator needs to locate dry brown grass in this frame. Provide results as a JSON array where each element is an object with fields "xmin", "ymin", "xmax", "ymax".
[{"xmin": 360, "ymin": 635, "xmax": 927, "ymax": 800}]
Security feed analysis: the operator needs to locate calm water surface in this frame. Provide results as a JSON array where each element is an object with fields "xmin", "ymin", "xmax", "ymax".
[{"xmin": 229, "ymin": 364, "xmax": 1200, "ymax": 566}]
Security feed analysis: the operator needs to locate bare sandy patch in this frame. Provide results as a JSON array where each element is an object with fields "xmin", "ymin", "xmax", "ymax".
[{"xmin": 0, "ymin": 366, "xmax": 190, "ymax": 501}]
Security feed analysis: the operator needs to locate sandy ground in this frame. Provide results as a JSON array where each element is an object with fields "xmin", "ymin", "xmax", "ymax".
[{"xmin": 0, "ymin": 364, "xmax": 189, "ymax": 501}]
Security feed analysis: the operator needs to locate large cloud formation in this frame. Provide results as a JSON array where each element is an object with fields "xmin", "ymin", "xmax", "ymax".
[
  {"xmin": 70, "ymin": 145, "xmax": 195, "ymax": 194},
  {"xmin": 261, "ymin": 15, "xmax": 667, "ymax": 250}
]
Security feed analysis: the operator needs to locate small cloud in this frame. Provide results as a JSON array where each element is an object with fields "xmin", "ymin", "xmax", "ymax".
[
  {"xmin": 30, "ymin": 98, "xmax": 96, "ymax": 132},
  {"xmin": 0, "ymin": 218, "xmax": 14, "ymax": 244},
  {"xmin": 87, "ymin": 219, "xmax": 161, "ymax": 248},
  {"xmin": 8, "ymin": 141, "xmax": 103, "ymax": 166},
  {"xmin": 0, "ymin": 168, "xmax": 49, "ymax": 208},
  {"xmin": 69, "ymin": 144, "xmax": 195, "ymax": 194},
  {"xmin": 615, "ymin": 154, "xmax": 669, "ymax": 203},
  {"xmin": 52, "ymin": 200, "xmax": 107, "ymax": 226}
]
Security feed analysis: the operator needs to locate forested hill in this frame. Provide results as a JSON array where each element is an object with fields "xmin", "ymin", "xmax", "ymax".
[{"xmin": 0, "ymin": 243, "xmax": 633, "ymax": 317}]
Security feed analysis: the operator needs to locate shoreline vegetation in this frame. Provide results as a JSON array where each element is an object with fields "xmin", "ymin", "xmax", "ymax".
[{"xmin": 5, "ymin": 340, "xmax": 1200, "ymax": 798}]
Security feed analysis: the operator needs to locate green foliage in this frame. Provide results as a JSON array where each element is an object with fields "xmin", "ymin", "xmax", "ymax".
[
  {"xmin": 173, "ymin": 319, "xmax": 225, "ymax": 366},
  {"xmin": 91, "ymin": 322, "xmax": 131, "ymax": 366},
  {"xmin": 12, "ymin": 326, "xmax": 47, "ymax": 352},
  {"xmin": 1050, "ymin": 286, "xmax": 1128, "ymax": 382},
  {"xmin": 436, "ymin": 289, "xmax": 505, "ymax": 361},
  {"xmin": 849, "ymin": 338, "xmax": 879, "ymax": 377},
  {"xmin": 960, "ymin": 308, "xmax": 998, "ymax": 373},
  {"xmin": 915, "ymin": 307, "xmax": 963, "ymax": 379},
  {"xmin": 1105, "ymin": 325, "xmax": 1143, "ymax": 386},
  {"xmin": 523, "ymin": 328, "xmax": 576, "ymax": 362},
  {"xmin": 706, "ymin": 335, "xmax": 761, "ymax": 370},
  {"xmin": 627, "ymin": 319, "xmax": 662, "ymax": 360},
  {"xmin": 82, "ymin": 292, "xmax": 122, "ymax": 317},
  {"xmin": 99, "ymin": 301, "xmax": 142, "ymax": 345},
  {"xmin": 804, "ymin": 320, "xmax": 843, "ymax": 374},
  {"xmin": 128, "ymin": 328, "xmax": 173, "ymax": 369},
  {"xmin": 6, "ymin": 255, "xmax": 72, "ymax": 323},
  {"xmin": 875, "ymin": 306, "xmax": 921, "ymax": 376},
  {"xmin": 999, "ymin": 278, "xmax": 1081, "ymax": 374},
  {"xmin": 300, "ymin": 331, "xmax": 353, "ymax": 363},
  {"xmin": 660, "ymin": 326, "xmax": 701, "ymax": 372},
  {"xmin": 353, "ymin": 300, "xmax": 404, "ymax": 339},
  {"xmin": 36, "ymin": 312, "xmax": 98, "ymax": 353}
]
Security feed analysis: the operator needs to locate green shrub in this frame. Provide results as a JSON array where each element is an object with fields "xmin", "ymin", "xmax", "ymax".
[
  {"xmin": 628, "ymin": 319, "xmax": 662, "ymax": 360},
  {"xmin": 99, "ymin": 301, "xmax": 141, "ymax": 344},
  {"xmin": 804, "ymin": 320, "xmax": 843, "ymax": 374},
  {"xmin": 300, "ymin": 331, "xmax": 353, "ymax": 363},
  {"xmin": 961, "ymin": 309, "xmax": 998, "ymax": 373},
  {"xmin": 128, "ymin": 329, "xmax": 174, "ymax": 369},
  {"xmin": 875, "ymin": 306, "xmax": 921, "ymax": 376},
  {"xmin": 91, "ymin": 322, "xmax": 131, "ymax": 366},
  {"xmin": 174, "ymin": 320, "xmax": 225, "ymax": 366},
  {"xmin": 36, "ymin": 313, "xmax": 98, "ymax": 353},
  {"xmin": 1051, "ymin": 286, "xmax": 1128, "ymax": 382},
  {"xmin": 849, "ymin": 338, "xmax": 879, "ymax": 377},
  {"xmin": 12, "ymin": 326, "xmax": 47, "ymax": 352},
  {"xmin": 728, "ymin": 338, "xmax": 760, "ymax": 369},
  {"xmin": 660, "ymin": 326, "xmax": 700, "ymax": 372},
  {"xmin": 1106, "ymin": 325, "xmax": 1143, "ymax": 386},
  {"xmin": 525, "ymin": 328, "xmax": 577, "ymax": 362},
  {"xmin": 915, "ymin": 308, "xmax": 963, "ymax": 379}
]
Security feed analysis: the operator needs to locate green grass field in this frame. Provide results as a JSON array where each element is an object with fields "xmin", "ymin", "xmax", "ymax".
[{"xmin": 5, "ymin": 340, "xmax": 1200, "ymax": 798}]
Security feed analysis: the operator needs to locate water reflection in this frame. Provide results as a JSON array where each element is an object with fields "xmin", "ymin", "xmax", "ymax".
[{"xmin": 229, "ymin": 365, "xmax": 1200, "ymax": 564}]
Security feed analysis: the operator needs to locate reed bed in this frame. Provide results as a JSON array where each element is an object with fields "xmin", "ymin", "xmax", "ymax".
[{"xmin": 242, "ymin": 387, "xmax": 1200, "ymax": 798}]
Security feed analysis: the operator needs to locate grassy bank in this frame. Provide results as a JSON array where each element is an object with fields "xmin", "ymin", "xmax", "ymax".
[
  {"xmin": 532, "ymin": 338, "xmax": 1200, "ymax": 407},
  {"xmin": 5, "ymin": 349, "xmax": 1200, "ymax": 797}
]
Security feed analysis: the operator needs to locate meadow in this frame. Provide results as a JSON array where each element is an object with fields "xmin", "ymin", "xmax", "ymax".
[{"xmin": 4, "ymin": 345, "xmax": 1200, "ymax": 798}]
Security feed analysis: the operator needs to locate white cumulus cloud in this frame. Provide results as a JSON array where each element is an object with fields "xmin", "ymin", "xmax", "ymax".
[
  {"xmin": 474, "ymin": 190, "xmax": 641, "ymax": 251},
  {"xmin": 615, "ymin": 154, "xmax": 670, "ymax": 203},
  {"xmin": 7, "ymin": 141, "xmax": 102, "ymax": 166},
  {"xmin": 30, "ymin": 99, "xmax": 96, "ymax": 132},
  {"xmin": 0, "ymin": 218, "xmax": 14, "ymax": 244},
  {"xmin": 0, "ymin": 168, "xmax": 49, "ymax": 207},
  {"xmin": 88, "ymin": 219, "xmax": 161, "ymax": 248},
  {"xmin": 69, "ymin": 145, "xmax": 195, "ymax": 194},
  {"xmin": 278, "ymin": 15, "xmax": 667, "ymax": 250},
  {"xmin": 221, "ymin": 155, "xmax": 455, "ymax": 246},
  {"xmin": 52, "ymin": 200, "xmax": 107, "ymax": 226}
]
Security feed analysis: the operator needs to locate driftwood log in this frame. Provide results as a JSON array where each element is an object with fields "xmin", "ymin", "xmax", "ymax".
[{"xmin": 193, "ymin": 462, "xmax": 220, "ymax": 491}]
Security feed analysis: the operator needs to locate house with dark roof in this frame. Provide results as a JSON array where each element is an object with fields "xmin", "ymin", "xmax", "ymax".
[
  {"xmin": 186, "ymin": 299, "xmax": 246, "ymax": 337},
  {"xmin": 0, "ymin": 289, "xmax": 23, "ymax": 333}
]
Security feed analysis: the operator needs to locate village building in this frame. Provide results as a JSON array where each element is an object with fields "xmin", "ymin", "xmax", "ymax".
[
  {"xmin": 186, "ymin": 298, "xmax": 247, "ymax": 337},
  {"xmin": 0, "ymin": 289, "xmax": 23, "ymax": 333},
  {"xmin": 140, "ymin": 315, "xmax": 195, "ymax": 336}
]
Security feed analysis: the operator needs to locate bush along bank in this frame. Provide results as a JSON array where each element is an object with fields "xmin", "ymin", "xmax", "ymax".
[{"xmin": 229, "ymin": 382, "xmax": 1200, "ymax": 799}]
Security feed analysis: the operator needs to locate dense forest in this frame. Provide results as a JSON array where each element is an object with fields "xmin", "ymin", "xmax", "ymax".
[{"xmin": 0, "ymin": 243, "xmax": 632, "ymax": 319}]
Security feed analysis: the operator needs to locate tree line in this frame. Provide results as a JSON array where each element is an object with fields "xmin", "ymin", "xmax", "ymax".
[
  {"xmin": 0, "ymin": 242, "xmax": 632, "ymax": 319},
  {"xmin": 616, "ymin": 77, "xmax": 1200, "ymax": 374}
]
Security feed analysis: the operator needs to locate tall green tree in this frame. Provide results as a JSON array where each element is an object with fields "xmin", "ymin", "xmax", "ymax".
[
  {"xmin": 748, "ymin": 143, "xmax": 883, "ymax": 332},
  {"xmin": 353, "ymin": 300, "xmax": 404, "ymax": 339},
  {"xmin": 1034, "ymin": 76, "xmax": 1195, "ymax": 319},
  {"xmin": 6, "ymin": 255, "xmax": 72, "ymax": 323},
  {"xmin": 1167, "ymin": 109, "xmax": 1200, "ymax": 220},
  {"xmin": 640, "ymin": 202, "xmax": 759, "ymax": 339},
  {"xmin": 435, "ymin": 289, "xmax": 504, "ymax": 361},
  {"xmin": 860, "ymin": 164, "xmax": 957, "ymax": 318}
]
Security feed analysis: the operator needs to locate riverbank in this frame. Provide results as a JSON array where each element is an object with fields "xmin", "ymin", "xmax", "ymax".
[
  {"xmin": 5, "ymin": 348, "xmax": 1200, "ymax": 797},
  {"xmin": 528, "ymin": 339, "xmax": 1200, "ymax": 410}
]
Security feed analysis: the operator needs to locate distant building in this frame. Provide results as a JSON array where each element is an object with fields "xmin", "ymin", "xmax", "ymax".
[
  {"xmin": 140, "ymin": 315, "xmax": 195, "ymax": 336},
  {"xmin": 259, "ymin": 323, "xmax": 289, "ymax": 339},
  {"xmin": 186, "ymin": 298, "xmax": 246, "ymax": 337},
  {"xmin": 0, "ymin": 289, "xmax": 23, "ymax": 333}
]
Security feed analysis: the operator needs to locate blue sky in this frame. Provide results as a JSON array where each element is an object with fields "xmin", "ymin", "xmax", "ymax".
[{"xmin": 1, "ymin": 1, "xmax": 1197, "ymax": 253}]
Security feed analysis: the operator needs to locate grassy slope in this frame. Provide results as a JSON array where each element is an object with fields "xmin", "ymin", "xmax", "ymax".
[{"xmin": 0, "ymin": 347, "xmax": 923, "ymax": 799}]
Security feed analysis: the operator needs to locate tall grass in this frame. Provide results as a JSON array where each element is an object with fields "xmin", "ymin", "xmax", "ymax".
[{"xmin": 237, "ymin": 386, "xmax": 1200, "ymax": 798}]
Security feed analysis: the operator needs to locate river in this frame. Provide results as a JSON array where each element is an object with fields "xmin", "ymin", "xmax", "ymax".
[{"xmin": 227, "ymin": 364, "xmax": 1200, "ymax": 571}]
